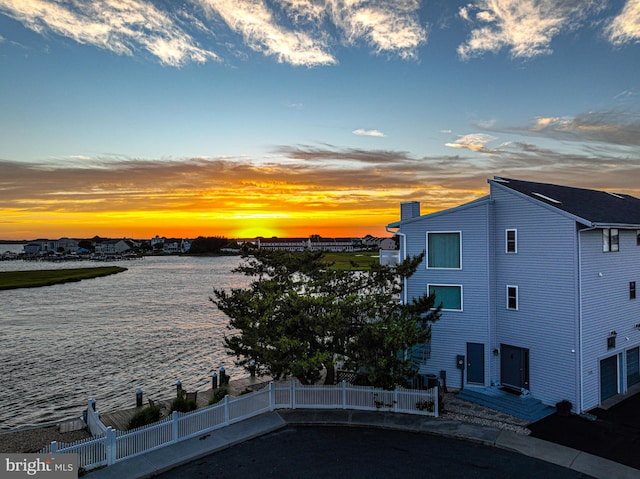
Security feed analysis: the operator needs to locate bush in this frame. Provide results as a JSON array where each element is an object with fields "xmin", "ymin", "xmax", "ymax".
[
  {"xmin": 170, "ymin": 396, "xmax": 197, "ymax": 413},
  {"xmin": 209, "ymin": 387, "xmax": 229, "ymax": 405},
  {"xmin": 127, "ymin": 406, "xmax": 161, "ymax": 429}
]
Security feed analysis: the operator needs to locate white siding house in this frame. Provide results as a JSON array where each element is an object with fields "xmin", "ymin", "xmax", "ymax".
[{"xmin": 387, "ymin": 177, "xmax": 640, "ymax": 413}]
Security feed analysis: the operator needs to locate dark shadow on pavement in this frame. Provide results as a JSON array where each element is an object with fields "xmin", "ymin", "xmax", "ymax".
[{"xmin": 529, "ymin": 393, "xmax": 640, "ymax": 470}]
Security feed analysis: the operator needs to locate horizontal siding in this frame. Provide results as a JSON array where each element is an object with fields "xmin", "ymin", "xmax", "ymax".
[
  {"xmin": 580, "ymin": 228, "xmax": 640, "ymax": 410},
  {"xmin": 492, "ymin": 186, "xmax": 579, "ymax": 408},
  {"xmin": 400, "ymin": 201, "xmax": 491, "ymax": 387}
]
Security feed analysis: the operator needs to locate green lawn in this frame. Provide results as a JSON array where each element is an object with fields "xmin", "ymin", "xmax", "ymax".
[
  {"xmin": 0, "ymin": 266, "xmax": 128, "ymax": 290},
  {"xmin": 321, "ymin": 252, "xmax": 380, "ymax": 271}
]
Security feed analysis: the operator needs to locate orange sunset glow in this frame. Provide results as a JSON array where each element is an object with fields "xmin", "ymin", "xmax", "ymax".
[
  {"xmin": 0, "ymin": 154, "xmax": 498, "ymax": 240},
  {"xmin": 4, "ymin": 150, "xmax": 640, "ymax": 241}
]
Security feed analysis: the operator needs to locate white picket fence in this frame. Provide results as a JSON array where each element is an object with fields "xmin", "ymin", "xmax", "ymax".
[{"xmin": 41, "ymin": 380, "xmax": 438, "ymax": 471}]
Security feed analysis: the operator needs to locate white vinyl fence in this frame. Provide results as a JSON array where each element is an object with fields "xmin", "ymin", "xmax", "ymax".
[{"xmin": 41, "ymin": 380, "xmax": 438, "ymax": 471}]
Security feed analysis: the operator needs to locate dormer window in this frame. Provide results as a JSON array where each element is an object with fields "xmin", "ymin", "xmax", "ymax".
[{"xmin": 603, "ymin": 228, "xmax": 619, "ymax": 252}]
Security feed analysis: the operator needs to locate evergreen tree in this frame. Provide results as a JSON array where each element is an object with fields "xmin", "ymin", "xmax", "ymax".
[{"xmin": 211, "ymin": 250, "xmax": 440, "ymax": 388}]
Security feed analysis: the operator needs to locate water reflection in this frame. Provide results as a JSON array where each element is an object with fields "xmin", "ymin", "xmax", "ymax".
[{"xmin": 0, "ymin": 255, "xmax": 250, "ymax": 429}]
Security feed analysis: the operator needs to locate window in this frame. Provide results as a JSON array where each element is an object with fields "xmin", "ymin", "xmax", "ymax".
[
  {"xmin": 631, "ymin": 281, "xmax": 637, "ymax": 300},
  {"xmin": 637, "ymin": 230, "xmax": 640, "ymax": 246},
  {"xmin": 506, "ymin": 229, "xmax": 517, "ymax": 253},
  {"xmin": 603, "ymin": 228, "xmax": 619, "ymax": 252},
  {"xmin": 428, "ymin": 284, "xmax": 462, "ymax": 311},
  {"xmin": 427, "ymin": 232, "xmax": 461, "ymax": 269},
  {"xmin": 507, "ymin": 285, "xmax": 518, "ymax": 310}
]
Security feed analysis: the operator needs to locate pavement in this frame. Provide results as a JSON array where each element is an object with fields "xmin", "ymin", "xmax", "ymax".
[{"xmin": 87, "ymin": 408, "xmax": 639, "ymax": 479}]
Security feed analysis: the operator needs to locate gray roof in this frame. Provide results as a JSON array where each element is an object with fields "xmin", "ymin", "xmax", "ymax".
[{"xmin": 491, "ymin": 177, "xmax": 640, "ymax": 227}]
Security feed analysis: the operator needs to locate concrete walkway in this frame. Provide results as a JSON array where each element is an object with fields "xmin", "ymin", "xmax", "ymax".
[{"xmin": 88, "ymin": 409, "xmax": 638, "ymax": 479}]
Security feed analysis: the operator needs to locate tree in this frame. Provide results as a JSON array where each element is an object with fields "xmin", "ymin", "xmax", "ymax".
[{"xmin": 211, "ymin": 250, "xmax": 441, "ymax": 389}]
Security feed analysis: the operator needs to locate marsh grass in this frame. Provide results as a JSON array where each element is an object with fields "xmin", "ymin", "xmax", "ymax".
[{"xmin": 0, "ymin": 266, "xmax": 127, "ymax": 290}]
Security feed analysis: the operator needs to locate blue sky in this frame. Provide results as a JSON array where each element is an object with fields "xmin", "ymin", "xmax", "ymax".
[{"xmin": 0, "ymin": 0, "xmax": 639, "ymax": 239}]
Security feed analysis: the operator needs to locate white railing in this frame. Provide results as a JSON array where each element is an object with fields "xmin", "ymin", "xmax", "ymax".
[{"xmin": 42, "ymin": 381, "xmax": 438, "ymax": 471}]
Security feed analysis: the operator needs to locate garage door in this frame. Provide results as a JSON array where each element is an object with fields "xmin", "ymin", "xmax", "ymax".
[
  {"xmin": 627, "ymin": 347, "xmax": 640, "ymax": 387},
  {"xmin": 600, "ymin": 355, "xmax": 618, "ymax": 402}
]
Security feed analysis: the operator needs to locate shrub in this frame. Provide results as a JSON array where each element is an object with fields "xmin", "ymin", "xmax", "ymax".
[
  {"xmin": 127, "ymin": 405, "xmax": 161, "ymax": 429},
  {"xmin": 170, "ymin": 396, "xmax": 197, "ymax": 413},
  {"xmin": 209, "ymin": 387, "xmax": 229, "ymax": 405}
]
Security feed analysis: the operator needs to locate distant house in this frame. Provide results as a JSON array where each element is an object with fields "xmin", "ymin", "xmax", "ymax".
[
  {"xmin": 256, "ymin": 235, "xmax": 358, "ymax": 252},
  {"xmin": 257, "ymin": 237, "xmax": 308, "ymax": 252},
  {"xmin": 95, "ymin": 239, "xmax": 131, "ymax": 255},
  {"xmin": 387, "ymin": 177, "xmax": 640, "ymax": 413}
]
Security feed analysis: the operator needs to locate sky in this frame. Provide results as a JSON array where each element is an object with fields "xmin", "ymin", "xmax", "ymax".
[{"xmin": 0, "ymin": 0, "xmax": 639, "ymax": 240}]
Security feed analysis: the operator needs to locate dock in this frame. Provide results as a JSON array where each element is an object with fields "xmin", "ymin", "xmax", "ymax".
[{"xmin": 99, "ymin": 375, "xmax": 274, "ymax": 431}]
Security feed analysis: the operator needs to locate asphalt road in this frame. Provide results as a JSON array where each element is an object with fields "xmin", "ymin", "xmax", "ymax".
[{"xmin": 156, "ymin": 426, "xmax": 594, "ymax": 479}]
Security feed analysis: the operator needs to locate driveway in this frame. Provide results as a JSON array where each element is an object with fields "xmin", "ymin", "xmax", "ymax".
[
  {"xmin": 156, "ymin": 426, "xmax": 594, "ymax": 479},
  {"xmin": 529, "ymin": 392, "xmax": 640, "ymax": 470}
]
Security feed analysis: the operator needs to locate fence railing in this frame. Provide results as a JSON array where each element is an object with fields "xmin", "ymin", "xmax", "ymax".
[{"xmin": 41, "ymin": 380, "xmax": 438, "ymax": 471}]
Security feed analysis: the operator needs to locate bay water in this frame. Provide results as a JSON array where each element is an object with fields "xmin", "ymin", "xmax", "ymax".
[{"xmin": 0, "ymin": 253, "xmax": 250, "ymax": 430}]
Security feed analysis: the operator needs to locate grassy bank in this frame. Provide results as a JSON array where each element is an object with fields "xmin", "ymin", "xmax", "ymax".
[
  {"xmin": 321, "ymin": 252, "xmax": 380, "ymax": 271},
  {"xmin": 0, "ymin": 266, "xmax": 127, "ymax": 290}
]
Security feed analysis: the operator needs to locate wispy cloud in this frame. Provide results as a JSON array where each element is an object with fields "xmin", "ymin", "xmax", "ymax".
[
  {"xmin": 526, "ymin": 110, "xmax": 640, "ymax": 147},
  {"xmin": 445, "ymin": 133, "xmax": 497, "ymax": 152},
  {"xmin": 325, "ymin": 0, "xmax": 427, "ymax": 60},
  {"xmin": 197, "ymin": 0, "xmax": 336, "ymax": 66},
  {"xmin": 352, "ymin": 128, "xmax": 385, "ymax": 137},
  {"xmin": 457, "ymin": 0, "xmax": 602, "ymax": 59},
  {"xmin": 0, "ymin": 0, "xmax": 426, "ymax": 67},
  {"xmin": 0, "ymin": 0, "xmax": 218, "ymax": 66},
  {"xmin": 605, "ymin": 0, "xmax": 640, "ymax": 46}
]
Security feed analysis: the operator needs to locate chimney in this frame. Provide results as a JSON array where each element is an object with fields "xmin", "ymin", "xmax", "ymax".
[{"xmin": 400, "ymin": 201, "xmax": 420, "ymax": 221}]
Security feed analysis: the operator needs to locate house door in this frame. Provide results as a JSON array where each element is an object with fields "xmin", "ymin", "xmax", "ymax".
[
  {"xmin": 501, "ymin": 344, "xmax": 530, "ymax": 390},
  {"xmin": 600, "ymin": 355, "xmax": 619, "ymax": 401},
  {"xmin": 466, "ymin": 343, "xmax": 484, "ymax": 384},
  {"xmin": 627, "ymin": 348, "xmax": 640, "ymax": 388}
]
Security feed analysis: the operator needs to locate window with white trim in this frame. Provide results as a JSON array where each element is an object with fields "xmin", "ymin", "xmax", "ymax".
[
  {"xmin": 506, "ymin": 229, "xmax": 517, "ymax": 253},
  {"xmin": 428, "ymin": 284, "xmax": 463, "ymax": 311},
  {"xmin": 426, "ymin": 232, "xmax": 461, "ymax": 269},
  {"xmin": 507, "ymin": 285, "xmax": 518, "ymax": 310},
  {"xmin": 603, "ymin": 228, "xmax": 619, "ymax": 252}
]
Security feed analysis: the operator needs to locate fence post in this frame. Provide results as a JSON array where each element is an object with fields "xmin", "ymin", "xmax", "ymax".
[
  {"xmin": 269, "ymin": 382, "xmax": 275, "ymax": 411},
  {"xmin": 290, "ymin": 380, "xmax": 296, "ymax": 409},
  {"xmin": 341, "ymin": 381, "xmax": 347, "ymax": 409},
  {"xmin": 172, "ymin": 411, "xmax": 179, "ymax": 443},
  {"xmin": 51, "ymin": 441, "xmax": 57, "ymax": 454},
  {"xmin": 393, "ymin": 386, "xmax": 399, "ymax": 413},
  {"xmin": 434, "ymin": 386, "xmax": 439, "ymax": 418},
  {"xmin": 106, "ymin": 427, "xmax": 116, "ymax": 465},
  {"xmin": 224, "ymin": 395, "xmax": 230, "ymax": 424}
]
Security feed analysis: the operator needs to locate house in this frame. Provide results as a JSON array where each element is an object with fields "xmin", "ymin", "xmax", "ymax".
[
  {"xmin": 386, "ymin": 177, "xmax": 640, "ymax": 413},
  {"xmin": 95, "ymin": 239, "xmax": 131, "ymax": 255}
]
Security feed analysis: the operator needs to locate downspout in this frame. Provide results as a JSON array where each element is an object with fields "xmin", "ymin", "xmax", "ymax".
[
  {"xmin": 386, "ymin": 226, "xmax": 407, "ymax": 304},
  {"xmin": 577, "ymin": 226, "xmax": 597, "ymax": 413}
]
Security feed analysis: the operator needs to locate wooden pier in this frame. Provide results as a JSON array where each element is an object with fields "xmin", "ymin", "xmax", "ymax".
[{"xmin": 99, "ymin": 375, "xmax": 274, "ymax": 431}]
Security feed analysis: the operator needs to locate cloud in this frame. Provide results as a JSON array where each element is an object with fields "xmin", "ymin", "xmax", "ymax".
[
  {"xmin": 457, "ymin": 0, "xmax": 602, "ymax": 59},
  {"xmin": 0, "ymin": 0, "xmax": 218, "ymax": 66},
  {"xmin": 605, "ymin": 0, "xmax": 640, "ymax": 46},
  {"xmin": 197, "ymin": 0, "xmax": 336, "ymax": 66},
  {"xmin": 352, "ymin": 128, "xmax": 385, "ymax": 137},
  {"xmin": 325, "ymin": 0, "xmax": 427, "ymax": 60},
  {"xmin": 526, "ymin": 110, "xmax": 640, "ymax": 147},
  {"xmin": 445, "ymin": 133, "xmax": 497, "ymax": 152},
  {"xmin": 0, "ymin": 0, "xmax": 427, "ymax": 67}
]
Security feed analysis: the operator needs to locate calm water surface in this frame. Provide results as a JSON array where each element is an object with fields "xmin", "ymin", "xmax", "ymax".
[{"xmin": 0, "ymin": 253, "xmax": 250, "ymax": 430}]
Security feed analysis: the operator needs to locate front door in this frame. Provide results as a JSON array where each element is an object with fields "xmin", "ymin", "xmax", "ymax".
[
  {"xmin": 466, "ymin": 343, "xmax": 484, "ymax": 384},
  {"xmin": 501, "ymin": 344, "xmax": 530, "ymax": 390},
  {"xmin": 600, "ymin": 355, "xmax": 618, "ymax": 401}
]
